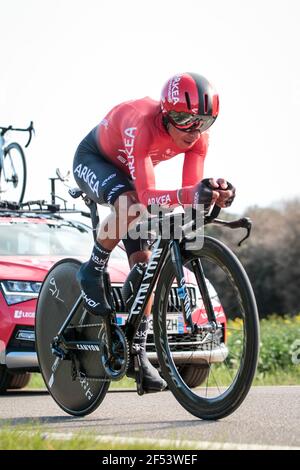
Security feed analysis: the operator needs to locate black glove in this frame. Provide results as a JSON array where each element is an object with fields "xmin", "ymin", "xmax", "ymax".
[
  {"xmin": 192, "ymin": 178, "xmax": 215, "ymax": 209},
  {"xmin": 193, "ymin": 178, "xmax": 236, "ymax": 209}
]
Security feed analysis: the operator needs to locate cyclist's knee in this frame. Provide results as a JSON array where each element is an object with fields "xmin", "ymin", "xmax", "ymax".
[
  {"xmin": 114, "ymin": 191, "xmax": 144, "ymax": 224},
  {"xmin": 129, "ymin": 250, "xmax": 151, "ymax": 268},
  {"xmin": 114, "ymin": 191, "xmax": 138, "ymax": 209}
]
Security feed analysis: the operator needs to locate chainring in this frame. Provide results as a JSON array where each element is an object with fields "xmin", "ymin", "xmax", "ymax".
[{"xmin": 100, "ymin": 324, "xmax": 129, "ymax": 381}]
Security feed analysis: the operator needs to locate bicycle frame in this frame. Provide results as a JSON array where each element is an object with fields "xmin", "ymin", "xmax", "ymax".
[
  {"xmin": 51, "ymin": 236, "xmax": 174, "ymax": 356},
  {"xmin": 51, "ymin": 193, "xmax": 252, "ymax": 364},
  {"xmin": 51, "ymin": 214, "xmax": 218, "ymax": 361}
]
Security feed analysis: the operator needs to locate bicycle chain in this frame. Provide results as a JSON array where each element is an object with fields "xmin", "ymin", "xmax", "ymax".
[
  {"xmin": 66, "ymin": 323, "xmax": 103, "ymax": 329},
  {"xmin": 75, "ymin": 373, "xmax": 111, "ymax": 383}
]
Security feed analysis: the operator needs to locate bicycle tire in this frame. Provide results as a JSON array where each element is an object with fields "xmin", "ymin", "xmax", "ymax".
[
  {"xmin": 2, "ymin": 142, "xmax": 27, "ymax": 203},
  {"xmin": 153, "ymin": 236, "xmax": 259, "ymax": 420},
  {"xmin": 35, "ymin": 258, "xmax": 110, "ymax": 416}
]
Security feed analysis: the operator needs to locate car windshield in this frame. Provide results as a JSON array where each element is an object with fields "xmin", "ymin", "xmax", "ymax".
[{"xmin": 0, "ymin": 218, "xmax": 127, "ymax": 260}]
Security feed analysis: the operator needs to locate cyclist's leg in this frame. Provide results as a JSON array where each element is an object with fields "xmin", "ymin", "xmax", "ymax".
[
  {"xmin": 73, "ymin": 132, "xmax": 139, "ymax": 316},
  {"xmin": 73, "ymin": 131, "xmax": 166, "ymax": 389},
  {"xmin": 123, "ymin": 239, "xmax": 153, "ymax": 317},
  {"xmin": 123, "ymin": 239, "xmax": 167, "ymax": 392}
]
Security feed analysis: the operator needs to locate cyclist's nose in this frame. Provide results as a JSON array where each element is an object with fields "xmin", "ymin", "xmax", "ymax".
[{"xmin": 188, "ymin": 130, "xmax": 201, "ymax": 138}]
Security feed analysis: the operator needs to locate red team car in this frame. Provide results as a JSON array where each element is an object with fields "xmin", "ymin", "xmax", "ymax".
[{"xmin": 0, "ymin": 204, "xmax": 227, "ymax": 393}]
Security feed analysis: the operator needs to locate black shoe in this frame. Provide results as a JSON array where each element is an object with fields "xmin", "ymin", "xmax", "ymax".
[
  {"xmin": 127, "ymin": 348, "xmax": 167, "ymax": 393},
  {"xmin": 77, "ymin": 262, "xmax": 112, "ymax": 317}
]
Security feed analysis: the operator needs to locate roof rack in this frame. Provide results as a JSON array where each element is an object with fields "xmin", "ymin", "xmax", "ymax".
[{"xmin": 0, "ymin": 169, "xmax": 90, "ymax": 218}]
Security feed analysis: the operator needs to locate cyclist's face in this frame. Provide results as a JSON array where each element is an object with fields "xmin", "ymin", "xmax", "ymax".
[{"xmin": 167, "ymin": 122, "xmax": 201, "ymax": 150}]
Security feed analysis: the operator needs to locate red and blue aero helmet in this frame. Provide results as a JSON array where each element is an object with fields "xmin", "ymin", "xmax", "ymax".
[{"xmin": 161, "ymin": 73, "xmax": 219, "ymax": 132}]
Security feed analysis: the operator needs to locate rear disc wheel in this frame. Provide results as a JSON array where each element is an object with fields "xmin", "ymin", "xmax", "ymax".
[{"xmin": 35, "ymin": 258, "xmax": 110, "ymax": 416}]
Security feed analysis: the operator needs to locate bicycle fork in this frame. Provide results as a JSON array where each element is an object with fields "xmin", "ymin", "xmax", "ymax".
[
  {"xmin": 170, "ymin": 240, "xmax": 217, "ymax": 333},
  {"xmin": 170, "ymin": 240, "xmax": 195, "ymax": 332}
]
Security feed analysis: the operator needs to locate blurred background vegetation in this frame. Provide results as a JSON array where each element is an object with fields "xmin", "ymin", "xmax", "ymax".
[{"xmin": 207, "ymin": 198, "xmax": 300, "ymax": 318}]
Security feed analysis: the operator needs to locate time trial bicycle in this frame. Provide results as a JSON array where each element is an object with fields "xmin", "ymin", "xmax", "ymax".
[{"xmin": 36, "ymin": 190, "xmax": 259, "ymax": 420}]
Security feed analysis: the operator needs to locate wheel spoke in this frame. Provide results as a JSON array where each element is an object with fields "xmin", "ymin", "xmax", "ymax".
[{"xmin": 0, "ymin": 144, "xmax": 26, "ymax": 203}]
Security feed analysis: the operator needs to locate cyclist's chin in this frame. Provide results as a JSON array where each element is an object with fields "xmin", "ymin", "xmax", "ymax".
[{"xmin": 178, "ymin": 139, "xmax": 197, "ymax": 150}]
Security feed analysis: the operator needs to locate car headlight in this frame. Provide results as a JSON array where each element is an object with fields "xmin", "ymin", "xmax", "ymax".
[{"xmin": 0, "ymin": 281, "xmax": 42, "ymax": 305}]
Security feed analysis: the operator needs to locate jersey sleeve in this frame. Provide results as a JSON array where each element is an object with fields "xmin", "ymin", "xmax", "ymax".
[
  {"xmin": 127, "ymin": 117, "xmax": 180, "ymax": 208},
  {"xmin": 134, "ymin": 153, "xmax": 180, "ymax": 207},
  {"xmin": 179, "ymin": 132, "xmax": 209, "ymax": 205},
  {"xmin": 181, "ymin": 132, "xmax": 209, "ymax": 187}
]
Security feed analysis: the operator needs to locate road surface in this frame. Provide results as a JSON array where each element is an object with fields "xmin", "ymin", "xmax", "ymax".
[{"xmin": 0, "ymin": 386, "xmax": 299, "ymax": 449}]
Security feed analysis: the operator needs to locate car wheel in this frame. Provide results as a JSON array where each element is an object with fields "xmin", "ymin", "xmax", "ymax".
[
  {"xmin": 178, "ymin": 365, "xmax": 209, "ymax": 388},
  {"xmin": 0, "ymin": 366, "xmax": 11, "ymax": 394},
  {"xmin": 8, "ymin": 372, "xmax": 31, "ymax": 390}
]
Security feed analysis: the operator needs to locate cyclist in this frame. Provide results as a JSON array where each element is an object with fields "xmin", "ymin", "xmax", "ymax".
[{"xmin": 73, "ymin": 72, "xmax": 235, "ymax": 392}]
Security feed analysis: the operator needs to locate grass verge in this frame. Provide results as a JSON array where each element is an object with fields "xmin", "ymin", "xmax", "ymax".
[
  {"xmin": 27, "ymin": 373, "xmax": 135, "ymax": 390},
  {"xmin": 0, "ymin": 427, "xmax": 197, "ymax": 450}
]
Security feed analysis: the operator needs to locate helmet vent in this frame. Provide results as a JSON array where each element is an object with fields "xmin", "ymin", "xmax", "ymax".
[
  {"xmin": 204, "ymin": 94, "xmax": 209, "ymax": 114},
  {"xmin": 185, "ymin": 92, "xmax": 192, "ymax": 110}
]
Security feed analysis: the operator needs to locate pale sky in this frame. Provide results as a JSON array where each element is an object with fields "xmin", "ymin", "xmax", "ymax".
[{"xmin": 1, "ymin": 0, "xmax": 299, "ymax": 215}]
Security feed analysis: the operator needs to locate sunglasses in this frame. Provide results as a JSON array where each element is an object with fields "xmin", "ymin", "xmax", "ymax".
[{"xmin": 168, "ymin": 111, "xmax": 215, "ymax": 133}]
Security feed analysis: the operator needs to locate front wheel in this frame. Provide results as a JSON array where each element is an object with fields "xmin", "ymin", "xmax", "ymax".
[
  {"xmin": 1, "ymin": 143, "xmax": 27, "ymax": 203},
  {"xmin": 153, "ymin": 236, "xmax": 260, "ymax": 420},
  {"xmin": 35, "ymin": 258, "xmax": 110, "ymax": 416}
]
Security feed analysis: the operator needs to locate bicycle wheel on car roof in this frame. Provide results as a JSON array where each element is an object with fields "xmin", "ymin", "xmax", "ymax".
[
  {"xmin": 35, "ymin": 258, "xmax": 110, "ymax": 416},
  {"xmin": 0, "ymin": 143, "xmax": 27, "ymax": 203},
  {"xmin": 153, "ymin": 236, "xmax": 259, "ymax": 420}
]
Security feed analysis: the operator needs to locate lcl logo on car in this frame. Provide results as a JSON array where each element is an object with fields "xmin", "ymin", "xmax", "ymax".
[{"xmin": 14, "ymin": 310, "xmax": 35, "ymax": 319}]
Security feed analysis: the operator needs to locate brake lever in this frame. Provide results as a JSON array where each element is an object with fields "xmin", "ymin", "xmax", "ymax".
[
  {"xmin": 25, "ymin": 121, "xmax": 35, "ymax": 147},
  {"xmin": 212, "ymin": 217, "xmax": 252, "ymax": 246},
  {"xmin": 237, "ymin": 219, "xmax": 252, "ymax": 246}
]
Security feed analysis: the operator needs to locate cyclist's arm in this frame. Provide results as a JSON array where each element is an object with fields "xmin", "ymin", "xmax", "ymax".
[
  {"xmin": 126, "ymin": 118, "xmax": 181, "ymax": 207},
  {"xmin": 181, "ymin": 132, "xmax": 209, "ymax": 187},
  {"xmin": 176, "ymin": 132, "xmax": 209, "ymax": 205},
  {"xmin": 135, "ymin": 135, "xmax": 208, "ymax": 207},
  {"xmin": 134, "ymin": 153, "xmax": 181, "ymax": 207}
]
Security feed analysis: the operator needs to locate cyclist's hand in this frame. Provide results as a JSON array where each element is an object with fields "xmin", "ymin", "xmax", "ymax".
[
  {"xmin": 191, "ymin": 179, "xmax": 220, "ymax": 209},
  {"xmin": 180, "ymin": 178, "xmax": 236, "ymax": 209},
  {"xmin": 210, "ymin": 178, "xmax": 236, "ymax": 208}
]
